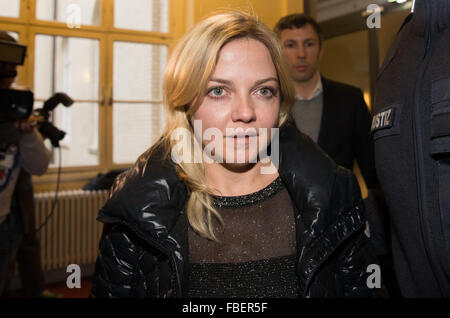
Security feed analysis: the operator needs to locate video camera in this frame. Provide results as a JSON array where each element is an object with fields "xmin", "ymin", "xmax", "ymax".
[{"xmin": 0, "ymin": 39, "xmax": 74, "ymax": 148}]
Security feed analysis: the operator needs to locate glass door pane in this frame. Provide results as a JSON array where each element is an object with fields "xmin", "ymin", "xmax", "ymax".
[
  {"xmin": 0, "ymin": 0, "xmax": 20, "ymax": 18},
  {"xmin": 114, "ymin": 0, "xmax": 169, "ymax": 32},
  {"xmin": 113, "ymin": 103, "xmax": 163, "ymax": 163},
  {"xmin": 112, "ymin": 41, "xmax": 167, "ymax": 164},
  {"xmin": 36, "ymin": 0, "xmax": 101, "ymax": 26},
  {"xmin": 34, "ymin": 35, "xmax": 100, "ymax": 167}
]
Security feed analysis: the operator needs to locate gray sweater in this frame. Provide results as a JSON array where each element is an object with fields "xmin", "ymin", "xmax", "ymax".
[{"xmin": 291, "ymin": 93, "xmax": 324, "ymax": 143}]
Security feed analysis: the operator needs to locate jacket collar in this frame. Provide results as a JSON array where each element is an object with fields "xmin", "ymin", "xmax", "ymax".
[{"xmin": 295, "ymin": 72, "xmax": 323, "ymax": 101}]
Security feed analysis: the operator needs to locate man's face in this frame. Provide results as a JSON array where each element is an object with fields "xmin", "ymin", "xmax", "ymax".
[{"xmin": 279, "ymin": 24, "xmax": 322, "ymax": 83}]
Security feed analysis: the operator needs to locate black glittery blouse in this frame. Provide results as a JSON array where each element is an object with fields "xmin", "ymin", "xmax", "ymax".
[{"xmin": 187, "ymin": 176, "xmax": 299, "ymax": 298}]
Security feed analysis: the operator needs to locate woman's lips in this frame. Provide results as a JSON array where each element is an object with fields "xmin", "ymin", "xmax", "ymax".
[{"xmin": 226, "ymin": 135, "xmax": 257, "ymax": 146}]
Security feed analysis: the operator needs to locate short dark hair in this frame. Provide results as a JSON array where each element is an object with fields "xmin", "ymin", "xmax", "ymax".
[{"xmin": 274, "ymin": 14, "xmax": 323, "ymax": 47}]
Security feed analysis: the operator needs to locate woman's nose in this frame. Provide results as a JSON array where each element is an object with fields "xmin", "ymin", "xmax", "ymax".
[{"xmin": 231, "ymin": 95, "xmax": 256, "ymax": 123}]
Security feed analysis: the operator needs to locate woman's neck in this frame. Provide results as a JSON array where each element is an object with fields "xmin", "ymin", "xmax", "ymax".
[{"xmin": 204, "ymin": 160, "xmax": 279, "ymax": 196}]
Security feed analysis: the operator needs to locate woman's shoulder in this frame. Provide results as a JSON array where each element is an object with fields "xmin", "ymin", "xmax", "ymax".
[
  {"xmin": 278, "ymin": 121, "xmax": 363, "ymax": 223},
  {"xmin": 97, "ymin": 141, "xmax": 189, "ymax": 234}
]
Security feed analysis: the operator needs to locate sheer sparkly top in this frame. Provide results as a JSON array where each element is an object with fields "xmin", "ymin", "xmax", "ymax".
[{"xmin": 187, "ymin": 176, "xmax": 299, "ymax": 298}]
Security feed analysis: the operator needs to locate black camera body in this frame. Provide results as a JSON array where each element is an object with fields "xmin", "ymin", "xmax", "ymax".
[
  {"xmin": 0, "ymin": 88, "xmax": 34, "ymax": 121},
  {"xmin": 0, "ymin": 88, "xmax": 74, "ymax": 147}
]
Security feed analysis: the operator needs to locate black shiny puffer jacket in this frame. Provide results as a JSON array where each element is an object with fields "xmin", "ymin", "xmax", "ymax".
[{"xmin": 90, "ymin": 122, "xmax": 381, "ymax": 298}]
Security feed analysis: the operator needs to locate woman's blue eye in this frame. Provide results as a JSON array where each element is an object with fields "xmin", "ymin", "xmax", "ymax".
[
  {"xmin": 259, "ymin": 88, "xmax": 270, "ymax": 95},
  {"xmin": 209, "ymin": 87, "xmax": 225, "ymax": 97},
  {"xmin": 256, "ymin": 87, "xmax": 276, "ymax": 97}
]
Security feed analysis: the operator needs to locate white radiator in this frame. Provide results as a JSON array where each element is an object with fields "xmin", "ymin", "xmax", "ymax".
[{"xmin": 34, "ymin": 190, "xmax": 109, "ymax": 271}]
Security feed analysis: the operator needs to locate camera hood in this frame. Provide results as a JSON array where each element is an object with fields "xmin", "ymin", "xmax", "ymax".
[{"xmin": 0, "ymin": 39, "xmax": 27, "ymax": 65}]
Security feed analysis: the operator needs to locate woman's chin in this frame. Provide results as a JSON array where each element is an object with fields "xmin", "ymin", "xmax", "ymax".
[{"xmin": 221, "ymin": 161, "xmax": 257, "ymax": 173}]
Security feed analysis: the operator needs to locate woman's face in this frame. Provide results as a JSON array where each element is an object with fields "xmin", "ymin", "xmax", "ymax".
[{"xmin": 191, "ymin": 38, "xmax": 280, "ymax": 167}]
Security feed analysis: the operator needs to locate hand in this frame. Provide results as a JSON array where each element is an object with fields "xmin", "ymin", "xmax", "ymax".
[{"xmin": 18, "ymin": 120, "xmax": 34, "ymax": 134}]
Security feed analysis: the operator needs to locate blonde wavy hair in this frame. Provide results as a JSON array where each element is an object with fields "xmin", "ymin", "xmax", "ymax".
[{"xmin": 151, "ymin": 10, "xmax": 295, "ymax": 241}]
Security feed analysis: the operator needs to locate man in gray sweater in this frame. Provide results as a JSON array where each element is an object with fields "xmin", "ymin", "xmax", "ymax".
[{"xmin": 274, "ymin": 14, "xmax": 400, "ymax": 296}]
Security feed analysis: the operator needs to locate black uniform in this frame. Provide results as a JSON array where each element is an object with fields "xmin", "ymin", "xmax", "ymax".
[{"xmin": 373, "ymin": 0, "xmax": 450, "ymax": 297}]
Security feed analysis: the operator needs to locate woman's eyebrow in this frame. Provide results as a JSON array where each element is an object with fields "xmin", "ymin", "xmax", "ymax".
[
  {"xmin": 209, "ymin": 78, "xmax": 232, "ymax": 85},
  {"xmin": 208, "ymin": 77, "xmax": 278, "ymax": 86},
  {"xmin": 253, "ymin": 77, "xmax": 278, "ymax": 86}
]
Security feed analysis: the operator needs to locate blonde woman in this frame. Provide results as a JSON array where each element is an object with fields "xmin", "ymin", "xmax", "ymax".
[{"xmin": 90, "ymin": 11, "xmax": 381, "ymax": 298}]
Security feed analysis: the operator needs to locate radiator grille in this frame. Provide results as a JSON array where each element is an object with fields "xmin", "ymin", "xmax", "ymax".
[{"xmin": 34, "ymin": 190, "xmax": 109, "ymax": 271}]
